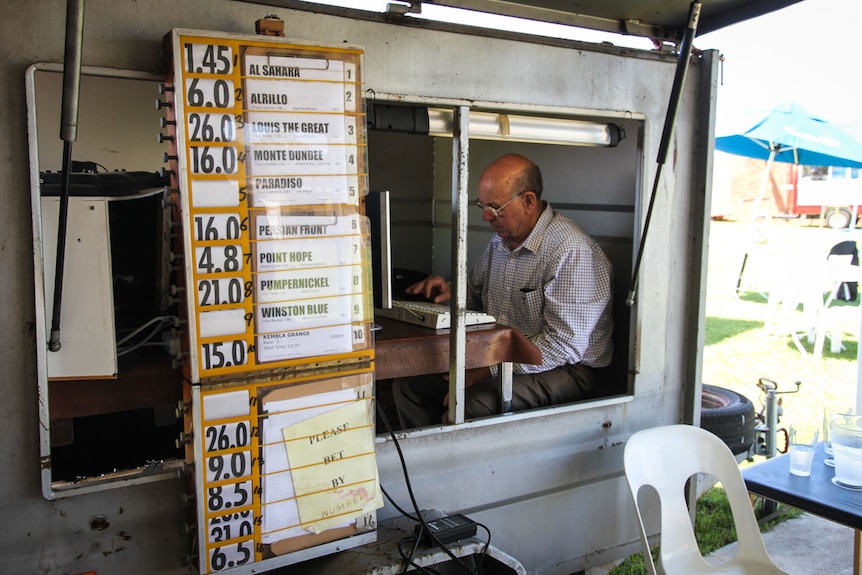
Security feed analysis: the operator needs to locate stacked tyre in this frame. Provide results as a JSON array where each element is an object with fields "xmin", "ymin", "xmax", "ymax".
[{"xmin": 701, "ymin": 384, "xmax": 756, "ymax": 455}]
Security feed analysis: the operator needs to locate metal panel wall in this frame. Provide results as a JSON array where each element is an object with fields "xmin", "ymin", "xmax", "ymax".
[{"xmin": 0, "ymin": 1, "xmax": 715, "ymax": 573}]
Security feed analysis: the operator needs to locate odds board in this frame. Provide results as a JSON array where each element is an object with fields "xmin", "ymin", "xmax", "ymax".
[
  {"xmin": 163, "ymin": 28, "xmax": 373, "ymax": 384},
  {"xmin": 162, "ymin": 28, "xmax": 378, "ymax": 574}
]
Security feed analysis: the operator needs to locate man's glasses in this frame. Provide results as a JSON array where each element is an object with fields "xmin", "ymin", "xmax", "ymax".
[{"xmin": 475, "ymin": 190, "xmax": 526, "ymax": 218}]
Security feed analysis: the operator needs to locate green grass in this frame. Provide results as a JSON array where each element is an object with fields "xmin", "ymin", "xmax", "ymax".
[
  {"xmin": 703, "ymin": 220, "xmax": 859, "ymax": 433},
  {"xmin": 609, "ymin": 219, "xmax": 857, "ymax": 575}
]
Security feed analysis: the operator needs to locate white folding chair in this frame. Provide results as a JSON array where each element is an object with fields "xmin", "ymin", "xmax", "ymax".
[
  {"xmin": 623, "ymin": 424, "xmax": 790, "ymax": 575},
  {"xmin": 763, "ymin": 264, "xmax": 823, "ymax": 355},
  {"xmin": 813, "ymin": 254, "xmax": 862, "ymax": 358}
]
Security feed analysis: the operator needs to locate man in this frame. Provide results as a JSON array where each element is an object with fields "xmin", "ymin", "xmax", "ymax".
[{"xmin": 392, "ymin": 153, "xmax": 614, "ymax": 428}]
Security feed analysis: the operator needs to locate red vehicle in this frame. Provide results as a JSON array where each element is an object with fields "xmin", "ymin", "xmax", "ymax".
[{"xmin": 789, "ymin": 164, "xmax": 862, "ymax": 228}]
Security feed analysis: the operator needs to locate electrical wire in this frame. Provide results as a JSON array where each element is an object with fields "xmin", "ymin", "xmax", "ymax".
[
  {"xmin": 473, "ymin": 522, "xmax": 492, "ymax": 572},
  {"xmin": 116, "ymin": 315, "xmax": 172, "ymax": 346},
  {"xmin": 116, "ymin": 315, "xmax": 175, "ymax": 357},
  {"xmin": 376, "ymin": 402, "xmax": 490, "ymax": 575},
  {"xmin": 382, "ymin": 484, "xmax": 419, "ymax": 522},
  {"xmin": 117, "ymin": 333, "xmax": 164, "ymax": 357},
  {"xmin": 376, "ymin": 402, "xmax": 441, "ymax": 573},
  {"xmin": 397, "ymin": 536, "xmax": 442, "ymax": 575}
]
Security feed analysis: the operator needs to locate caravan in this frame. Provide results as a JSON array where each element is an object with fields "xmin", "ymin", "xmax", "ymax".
[
  {"xmin": 0, "ymin": 1, "xmax": 803, "ymax": 574},
  {"xmin": 791, "ymin": 164, "xmax": 862, "ymax": 229}
]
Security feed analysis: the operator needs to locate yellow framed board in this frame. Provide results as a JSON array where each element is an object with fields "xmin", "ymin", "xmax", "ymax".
[
  {"xmin": 162, "ymin": 29, "xmax": 373, "ymax": 384},
  {"xmin": 162, "ymin": 28, "xmax": 380, "ymax": 574},
  {"xmin": 184, "ymin": 370, "xmax": 379, "ymax": 573}
]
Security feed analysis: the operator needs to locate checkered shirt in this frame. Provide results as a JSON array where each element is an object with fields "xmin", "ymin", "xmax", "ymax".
[{"xmin": 467, "ymin": 203, "xmax": 614, "ymax": 373}]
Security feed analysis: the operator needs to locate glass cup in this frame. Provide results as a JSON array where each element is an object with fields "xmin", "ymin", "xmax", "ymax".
[
  {"xmin": 823, "ymin": 407, "xmax": 854, "ymax": 466},
  {"xmin": 789, "ymin": 424, "xmax": 819, "ymax": 477},
  {"xmin": 831, "ymin": 415, "xmax": 862, "ymax": 488}
]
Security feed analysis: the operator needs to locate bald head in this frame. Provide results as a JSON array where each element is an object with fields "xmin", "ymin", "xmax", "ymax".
[
  {"xmin": 477, "ymin": 154, "xmax": 545, "ymax": 248},
  {"xmin": 479, "ymin": 154, "xmax": 543, "ymax": 200}
]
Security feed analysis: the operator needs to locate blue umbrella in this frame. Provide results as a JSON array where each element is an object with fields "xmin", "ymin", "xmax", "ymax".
[
  {"xmin": 715, "ymin": 101, "xmax": 862, "ymax": 168},
  {"xmin": 717, "ymin": 102, "xmax": 862, "ymax": 226}
]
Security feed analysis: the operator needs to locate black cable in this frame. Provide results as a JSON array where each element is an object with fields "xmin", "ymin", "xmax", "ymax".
[
  {"xmin": 376, "ymin": 401, "xmax": 437, "ymax": 571},
  {"xmin": 473, "ymin": 522, "xmax": 492, "ymax": 572},
  {"xmin": 397, "ymin": 536, "xmax": 442, "ymax": 575},
  {"xmin": 399, "ymin": 535, "xmax": 421, "ymax": 574},
  {"xmin": 375, "ymin": 401, "xmax": 427, "ymax": 519},
  {"xmin": 382, "ymin": 484, "xmax": 419, "ymax": 521},
  {"xmin": 376, "ymin": 402, "xmax": 490, "ymax": 575}
]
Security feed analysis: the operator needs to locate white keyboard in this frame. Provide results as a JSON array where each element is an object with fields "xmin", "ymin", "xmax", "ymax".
[{"xmin": 375, "ymin": 300, "xmax": 496, "ymax": 329}]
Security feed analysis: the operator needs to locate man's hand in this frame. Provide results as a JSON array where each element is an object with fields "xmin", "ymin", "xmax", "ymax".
[{"xmin": 406, "ymin": 274, "xmax": 451, "ymax": 303}]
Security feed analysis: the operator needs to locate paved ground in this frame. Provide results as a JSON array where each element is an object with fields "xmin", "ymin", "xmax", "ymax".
[{"xmin": 708, "ymin": 511, "xmax": 855, "ymax": 574}]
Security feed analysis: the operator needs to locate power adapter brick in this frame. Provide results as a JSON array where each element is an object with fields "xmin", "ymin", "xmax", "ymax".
[{"xmin": 414, "ymin": 514, "xmax": 478, "ymax": 546}]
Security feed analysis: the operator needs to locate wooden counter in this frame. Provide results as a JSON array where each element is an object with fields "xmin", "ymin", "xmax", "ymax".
[{"xmin": 372, "ymin": 318, "xmax": 542, "ymax": 380}]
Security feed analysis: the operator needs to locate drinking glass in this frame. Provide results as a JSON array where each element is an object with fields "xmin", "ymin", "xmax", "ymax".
[
  {"xmin": 831, "ymin": 414, "xmax": 862, "ymax": 488},
  {"xmin": 789, "ymin": 424, "xmax": 819, "ymax": 477},
  {"xmin": 824, "ymin": 406, "xmax": 854, "ymax": 466}
]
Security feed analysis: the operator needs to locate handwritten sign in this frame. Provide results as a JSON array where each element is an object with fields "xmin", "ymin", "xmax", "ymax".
[
  {"xmin": 260, "ymin": 387, "xmax": 366, "ymax": 541},
  {"xmin": 282, "ymin": 400, "xmax": 381, "ymax": 533}
]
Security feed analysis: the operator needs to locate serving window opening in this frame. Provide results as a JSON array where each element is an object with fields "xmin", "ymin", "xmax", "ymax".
[{"xmin": 366, "ymin": 101, "xmax": 640, "ymax": 432}]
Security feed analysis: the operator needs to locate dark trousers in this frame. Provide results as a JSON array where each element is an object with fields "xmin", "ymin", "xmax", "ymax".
[{"xmin": 391, "ymin": 363, "xmax": 598, "ymax": 429}]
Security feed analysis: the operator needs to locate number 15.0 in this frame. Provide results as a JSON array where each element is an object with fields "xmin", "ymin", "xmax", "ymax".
[{"xmin": 201, "ymin": 340, "xmax": 248, "ymax": 370}]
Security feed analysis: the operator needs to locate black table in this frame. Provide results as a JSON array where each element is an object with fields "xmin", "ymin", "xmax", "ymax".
[{"xmin": 742, "ymin": 442, "xmax": 862, "ymax": 574}]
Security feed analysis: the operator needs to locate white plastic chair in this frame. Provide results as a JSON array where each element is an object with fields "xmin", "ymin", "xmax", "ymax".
[
  {"xmin": 812, "ymin": 254, "xmax": 862, "ymax": 358},
  {"xmin": 762, "ymin": 264, "xmax": 823, "ymax": 355},
  {"xmin": 623, "ymin": 424, "xmax": 790, "ymax": 575}
]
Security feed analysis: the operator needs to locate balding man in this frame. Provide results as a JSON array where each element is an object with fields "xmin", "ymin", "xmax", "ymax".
[{"xmin": 392, "ymin": 154, "xmax": 614, "ymax": 428}]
